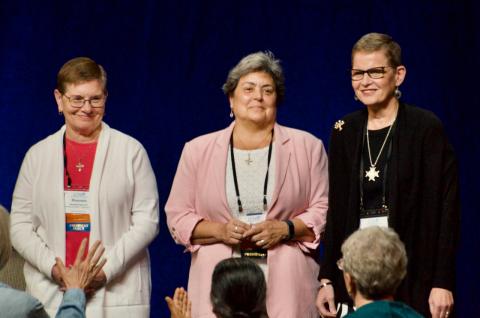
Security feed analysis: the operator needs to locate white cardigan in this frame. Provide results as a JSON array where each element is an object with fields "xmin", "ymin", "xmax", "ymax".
[{"xmin": 10, "ymin": 123, "xmax": 159, "ymax": 317}]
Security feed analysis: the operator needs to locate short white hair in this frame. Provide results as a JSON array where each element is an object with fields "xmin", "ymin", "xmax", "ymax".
[{"xmin": 341, "ymin": 226, "xmax": 407, "ymax": 299}]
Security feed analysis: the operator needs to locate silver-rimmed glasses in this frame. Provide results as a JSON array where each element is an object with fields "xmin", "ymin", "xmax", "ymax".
[
  {"xmin": 351, "ymin": 66, "xmax": 393, "ymax": 81},
  {"xmin": 63, "ymin": 94, "xmax": 107, "ymax": 108}
]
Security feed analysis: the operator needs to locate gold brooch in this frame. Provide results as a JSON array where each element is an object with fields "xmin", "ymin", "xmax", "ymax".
[{"xmin": 334, "ymin": 120, "xmax": 345, "ymax": 131}]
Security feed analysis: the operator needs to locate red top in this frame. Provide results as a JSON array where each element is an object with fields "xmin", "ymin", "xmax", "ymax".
[
  {"xmin": 64, "ymin": 137, "xmax": 97, "ymax": 266},
  {"xmin": 64, "ymin": 138, "xmax": 97, "ymax": 190}
]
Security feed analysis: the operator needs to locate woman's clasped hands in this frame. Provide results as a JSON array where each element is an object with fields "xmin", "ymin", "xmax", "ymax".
[{"xmin": 222, "ymin": 218, "xmax": 288, "ymax": 249}]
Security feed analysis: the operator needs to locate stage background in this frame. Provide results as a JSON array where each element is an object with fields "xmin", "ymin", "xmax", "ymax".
[{"xmin": 1, "ymin": 1, "xmax": 478, "ymax": 317}]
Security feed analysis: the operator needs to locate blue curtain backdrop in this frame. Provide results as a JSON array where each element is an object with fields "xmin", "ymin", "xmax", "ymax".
[{"xmin": 1, "ymin": 1, "xmax": 478, "ymax": 317}]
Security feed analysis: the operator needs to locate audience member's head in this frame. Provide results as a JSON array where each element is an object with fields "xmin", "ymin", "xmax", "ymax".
[
  {"xmin": 0, "ymin": 205, "xmax": 12, "ymax": 270},
  {"xmin": 210, "ymin": 258, "xmax": 268, "ymax": 318},
  {"xmin": 340, "ymin": 226, "xmax": 407, "ymax": 301}
]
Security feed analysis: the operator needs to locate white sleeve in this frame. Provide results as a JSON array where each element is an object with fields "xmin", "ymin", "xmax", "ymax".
[
  {"xmin": 101, "ymin": 145, "xmax": 159, "ymax": 282},
  {"xmin": 10, "ymin": 147, "xmax": 57, "ymax": 278}
]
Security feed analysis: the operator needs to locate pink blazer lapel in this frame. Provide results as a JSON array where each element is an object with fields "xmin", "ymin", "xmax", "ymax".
[
  {"xmin": 212, "ymin": 122, "xmax": 235, "ymax": 219},
  {"xmin": 269, "ymin": 123, "xmax": 291, "ymax": 210}
]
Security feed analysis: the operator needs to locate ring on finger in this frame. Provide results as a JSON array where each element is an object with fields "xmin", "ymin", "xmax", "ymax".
[
  {"xmin": 234, "ymin": 225, "xmax": 238, "ymax": 232},
  {"xmin": 259, "ymin": 239, "xmax": 265, "ymax": 244}
]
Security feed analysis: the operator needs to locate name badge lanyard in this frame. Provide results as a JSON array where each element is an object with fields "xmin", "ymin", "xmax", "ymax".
[
  {"xmin": 63, "ymin": 132, "xmax": 73, "ymax": 188},
  {"xmin": 230, "ymin": 129, "xmax": 274, "ymax": 213},
  {"xmin": 359, "ymin": 120, "xmax": 396, "ymax": 215}
]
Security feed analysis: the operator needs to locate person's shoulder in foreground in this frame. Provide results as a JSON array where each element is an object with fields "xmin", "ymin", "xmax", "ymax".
[
  {"xmin": 346, "ymin": 300, "xmax": 424, "ymax": 318},
  {"xmin": 0, "ymin": 282, "xmax": 49, "ymax": 318}
]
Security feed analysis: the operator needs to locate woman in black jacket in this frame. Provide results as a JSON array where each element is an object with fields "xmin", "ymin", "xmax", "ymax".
[{"xmin": 316, "ymin": 32, "xmax": 460, "ymax": 318}]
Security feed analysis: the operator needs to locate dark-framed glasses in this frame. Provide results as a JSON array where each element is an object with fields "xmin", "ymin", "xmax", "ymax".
[
  {"xmin": 351, "ymin": 66, "xmax": 392, "ymax": 81},
  {"xmin": 336, "ymin": 258, "xmax": 344, "ymax": 271},
  {"xmin": 63, "ymin": 94, "xmax": 107, "ymax": 108}
]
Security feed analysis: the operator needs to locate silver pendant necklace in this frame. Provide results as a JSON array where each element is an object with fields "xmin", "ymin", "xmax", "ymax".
[
  {"xmin": 245, "ymin": 153, "xmax": 253, "ymax": 165},
  {"xmin": 365, "ymin": 123, "xmax": 394, "ymax": 182}
]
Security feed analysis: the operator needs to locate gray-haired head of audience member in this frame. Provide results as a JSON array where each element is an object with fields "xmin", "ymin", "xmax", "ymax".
[
  {"xmin": 222, "ymin": 51, "xmax": 285, "ymax": 105},
  {"xmin": 210, "ymin": 258, "xmax": 268, "ymax": 318},
  {"xmin": 340, "ymin": 226, "xmax": 407, "ymax": 300},
  {"xmin": 0, "ymin": 206, "xmax": 12, "ymax": 270}
]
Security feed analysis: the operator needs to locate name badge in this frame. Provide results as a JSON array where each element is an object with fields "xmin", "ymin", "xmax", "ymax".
[
  {"xmin": 239, "ymin": 211, "xmax": 266, "ymax": 225},
  {"xmin": 65, "ymin": 190, "xmax": 90, "ymax": 214},
  {"xmin": 239, "ymin": 211, "xmax": 267, "ymax": 259},
  {"xmin": 360, "ymin": 216, "xmax": 388, "ymax": 229},
  {"xmin": 64, "ymin": 190, "xmax": 91, "ymax": 267},
  {"xmin": 359, "ymin": 206, "xmax": 389, "ymax": 229}
]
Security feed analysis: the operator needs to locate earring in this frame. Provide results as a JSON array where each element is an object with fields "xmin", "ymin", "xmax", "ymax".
[
  {"xmin": 354, "ymin": 95, "xmax": 359, "ymax": 101},
  {"xmin": 395, "ymin": 87, "xmax": 402, "ymax": 99},
  {"xmin": 229, "ymin": 110, "xmax": 233, "ymax": 118},
  {"xmin": 58, "ymin": 111, "xmax": 63, "ymax": 116}
]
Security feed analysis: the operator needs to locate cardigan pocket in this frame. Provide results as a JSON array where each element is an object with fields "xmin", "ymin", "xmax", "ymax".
[{"xmin": 104, "ymin": 254, "xmax": 150, "ymax": 306}]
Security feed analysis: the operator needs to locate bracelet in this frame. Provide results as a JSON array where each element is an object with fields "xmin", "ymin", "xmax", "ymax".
[
  {"xmin": 319, "ymin": 281, "xmax": 332, "ymax": 290},
  {"xmin": 284, "ymin": 220, "xmax": 295, "ymax": 241}
]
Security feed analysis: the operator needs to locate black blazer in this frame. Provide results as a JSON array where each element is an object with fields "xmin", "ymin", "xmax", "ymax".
[{"xmin": 320, "ymin": 103, "xmax": 460, "ymax": 316}]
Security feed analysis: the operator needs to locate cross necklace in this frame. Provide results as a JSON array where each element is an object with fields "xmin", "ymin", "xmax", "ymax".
[
  {"xmin": 235, "ymin": 130, "xmax": 272, "ymax": 165},
  {"xmin": 68, "ymin": 141, "xmax": 92, "ymax": 172},
  {"xmin": 70, "ymin": 146, "xmax": 89, "ymax": 172},
  {"xmin": 245, "ymin": 153, "xmax": 253, "ymax": 165}
]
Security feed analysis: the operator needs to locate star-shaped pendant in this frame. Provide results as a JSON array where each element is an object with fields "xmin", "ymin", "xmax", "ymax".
[{"xmin": 365, "ymin": 165, "xmax": 379, "ymax": 182}]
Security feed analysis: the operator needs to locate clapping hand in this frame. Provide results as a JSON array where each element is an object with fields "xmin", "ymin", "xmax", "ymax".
[
  {"xmin": 166, "ymin": 287, "xmax": 192, "ymax": 318},
  {"xmin": 55, "ymin": 239, "xmax": 106, "ymax": 293}
]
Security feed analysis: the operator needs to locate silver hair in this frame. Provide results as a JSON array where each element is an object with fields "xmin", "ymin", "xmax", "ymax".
[
  {"xmin": 0, "ymin": 205, "xmax": 11, "ymax": 270},
  {"xmin": 222, "ymin": 51, "xmax": 285, "ymax": 104},
  {"xmin": 341, "ymin": 226, "xmax": 407, "ymax": 299}
]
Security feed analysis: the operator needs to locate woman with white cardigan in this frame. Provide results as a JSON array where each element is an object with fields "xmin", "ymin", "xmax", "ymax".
[{"xmin": 10, "ymin": 57, "xmax": 159, "ymax": 317}]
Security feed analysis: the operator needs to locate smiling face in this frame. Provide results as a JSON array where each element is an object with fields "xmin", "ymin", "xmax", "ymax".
[
  {"xmin": 352, "ymin": 50, "xmax": 406, "ymax": 109},
  {"xmin": 55, "ymin": 80, "xmax": 106, "ymax": 142},
  {"xmin": 229, "ymin": 71, "xmax": 277, "ymax": 128}
]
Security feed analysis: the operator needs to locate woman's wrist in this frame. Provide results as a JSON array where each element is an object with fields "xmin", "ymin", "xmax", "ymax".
[
  {"xmin": 192, "ymin": 220, "xmax": 223, "ymax": 243},
  {"xmin": 215, "ymin": 222, "xmax": 227, "ymax": 242},
  {"xmin": 319, "ymin": 280, "xmax": 333, "ymax": 289},
  {"xmin": 283, "ymin": 220, "xmax": 295, "ymax": 241}
]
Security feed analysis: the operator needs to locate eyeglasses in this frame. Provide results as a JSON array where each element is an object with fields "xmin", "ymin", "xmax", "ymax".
[
  {"xmin": 351, "ymin": 66, "xmax": 393, "ymax": 81},
  {"xmin": 336, "ymin": 258, "xmax": 344, "ymax": 271},
  {"xmin": 63, "ymin": 94, "xmax": 107, "ymax": 108}
]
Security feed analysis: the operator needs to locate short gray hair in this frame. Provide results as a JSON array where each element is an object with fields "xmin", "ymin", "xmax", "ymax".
[
  {"xmin": 352, "ymin": 33, "xmax": 402, "ymax": 67},
  {"xmin": 222, "ymin": 51, "xmax": 285, "ymax": 104},
  {"xmin": 341, "ymin": 227, "xmax": 407, "ymax": 299},
  {"xmin": 0, "ymin": 205, "xmax": 11, "ymax": 270}
]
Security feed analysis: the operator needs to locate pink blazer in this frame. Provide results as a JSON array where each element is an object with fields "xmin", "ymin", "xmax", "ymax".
[{"xmin": 165, "ymin": 122, "xmax": 328, "ymax": 318}]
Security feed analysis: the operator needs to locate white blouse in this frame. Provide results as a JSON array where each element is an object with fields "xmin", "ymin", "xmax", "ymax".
[{"xmin": 225, "ymin": 144, "xmax": 276, "ymax": 278}]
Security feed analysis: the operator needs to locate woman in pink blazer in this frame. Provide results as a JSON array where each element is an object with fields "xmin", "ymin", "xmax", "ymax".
[{"xmin": 165, "ymin": 51, "xmax": 328, "ymax": 318}]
